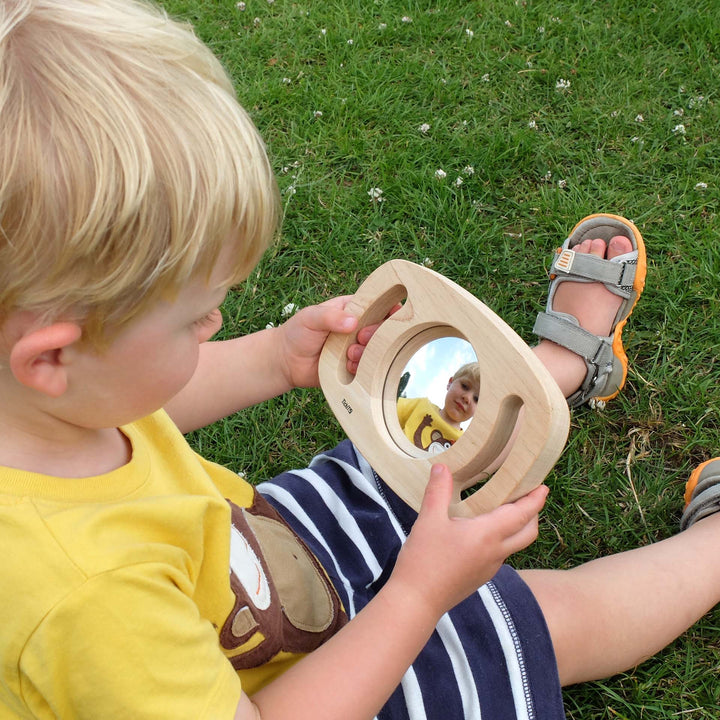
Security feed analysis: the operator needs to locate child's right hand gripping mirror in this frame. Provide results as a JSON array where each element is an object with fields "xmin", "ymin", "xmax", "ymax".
[{"xmin": 319, "ymin": 259, "xmax": 570, "ymax": 517}]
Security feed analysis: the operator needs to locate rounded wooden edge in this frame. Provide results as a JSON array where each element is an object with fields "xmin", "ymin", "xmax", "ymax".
[{"xmin": 319, "ymin": 259, "xmax": 571, "ymax": 516}]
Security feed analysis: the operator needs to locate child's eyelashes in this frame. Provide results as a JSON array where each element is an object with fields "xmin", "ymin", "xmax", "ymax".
[{"xmin": 194, "ymin": 310, "xmax": 220, "ymax": 328}]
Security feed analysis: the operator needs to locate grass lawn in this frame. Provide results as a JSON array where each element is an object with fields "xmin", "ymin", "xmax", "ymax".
[{"xmin": 161, "ymin": 0, "xmax": 720, "ymax": 716}]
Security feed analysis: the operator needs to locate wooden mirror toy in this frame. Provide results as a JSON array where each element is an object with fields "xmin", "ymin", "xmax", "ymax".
[{"xmin": 318, "ymin": 259, "xmax": 570, "ymax": 517}]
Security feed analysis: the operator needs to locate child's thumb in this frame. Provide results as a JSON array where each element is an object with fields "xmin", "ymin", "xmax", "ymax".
[{"xmin": 419, "ymin": 463, "xmax": 453, "ymax": 517}]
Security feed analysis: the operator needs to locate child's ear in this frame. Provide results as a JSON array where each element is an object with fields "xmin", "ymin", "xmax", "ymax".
[{"xmin": 9, "ymin": 322, "xmax": 83, "ymax": 398}]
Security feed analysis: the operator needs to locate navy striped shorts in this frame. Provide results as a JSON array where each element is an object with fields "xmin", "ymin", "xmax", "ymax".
[{"xmin": 258, "ymin": 440, "xmax": 565, "ymax": 720}]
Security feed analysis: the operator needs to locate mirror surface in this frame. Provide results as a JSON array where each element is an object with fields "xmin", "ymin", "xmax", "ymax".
[{"xmin": 395, "ymin": 337, "xmax": 478, "ymax": 456}]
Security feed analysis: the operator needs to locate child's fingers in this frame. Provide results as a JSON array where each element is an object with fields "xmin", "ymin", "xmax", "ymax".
[
  {"xmin": 355, "ymin": 322, "xmax": 381, "ymax": 346},
  {"xmin": 481, "ymin": 486, "xmax": 547, "ymax": 552},
  {"xmin": 354, "ymin": 303, "xmax": 402, "ymax": 345},
  {"xmin": 418, "ymin": 463, "xmax": 455, "ymax": 517},
  {"xmin": 484, "ymin": 485, "xmax": 548, "ymax": 531},
  {"xmin": 506, "ymin": 485, "xmax": 549, "ymax": 518},
  {"xmin": 309, "ymin": 301, "xmax": 358, "ymax": 334},
  {"xmin": 345, "ymin": 303, "xmax": 404, "ymax": 372}
]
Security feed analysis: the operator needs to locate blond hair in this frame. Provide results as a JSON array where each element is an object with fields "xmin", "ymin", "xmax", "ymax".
[
  {"xmin": 0, "ymin": 0, "xmax": 279, "ymax": 346},
  {"xmin": 452, "ymin": 362, "xmax": 481, "ymax": 389}
]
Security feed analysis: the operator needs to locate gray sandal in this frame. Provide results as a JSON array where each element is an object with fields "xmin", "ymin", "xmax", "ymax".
[
  {"xmin": 681, "ymin": 458, "xmax": 720, "ymax": 530},
  {"xmin": 533, "ymin": 214, "xmax": 647, "ymax": 409}
]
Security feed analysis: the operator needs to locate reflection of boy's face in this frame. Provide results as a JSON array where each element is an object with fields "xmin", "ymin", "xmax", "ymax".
[{"xmin": 442, "ymin": 377, "xmax": 479, "ymax": 426}]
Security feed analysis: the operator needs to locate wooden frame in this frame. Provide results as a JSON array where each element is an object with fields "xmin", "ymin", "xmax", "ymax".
[{"xmin": 319, "ymin": 260, "xmax": 570, "ymax": 517}]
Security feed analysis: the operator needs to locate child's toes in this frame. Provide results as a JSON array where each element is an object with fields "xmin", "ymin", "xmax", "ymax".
[
  {"xmin": 574, "ymin": 238, "xmax": 607, "ymax": 257},
  {"xmin": 607, "ymin": 234, "xmax": 633, "ymax": 259},
  {"xmin": 588, "ymin": 238, "xmax": 607, "ymax": 258}
]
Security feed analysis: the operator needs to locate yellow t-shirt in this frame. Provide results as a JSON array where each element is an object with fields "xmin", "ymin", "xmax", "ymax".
[
  {"xmin": 396, "ymin": 397, "xmax": 463, "ymax": 454},
  {"xmin": 0, "ymin": 410, "xmax": 345, "ymax": 719}
]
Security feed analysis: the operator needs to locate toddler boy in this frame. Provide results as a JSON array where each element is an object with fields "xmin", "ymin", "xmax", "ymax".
[{"xmin": 2, "ymin": 2, "xmax": 720, "ymax": 719}]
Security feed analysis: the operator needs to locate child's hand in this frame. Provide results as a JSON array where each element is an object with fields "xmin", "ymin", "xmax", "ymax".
[
  {"xmin": 345, "ymin": 322, "xmax": 379, "ymax": 375},
  {"xmin": 277, "ymin": 297, "xmax": 359, "ymax": 389},
  {"xmin": 345, "ymin": 302, "xmax": 403, "ymax": 374},
  {"xmin": 390, "ymin": 464, "xmax": 548, "ymax": 618},
  {"xmin": 277, "ymin": 298, "xmax": 402, "ymax": 388}
]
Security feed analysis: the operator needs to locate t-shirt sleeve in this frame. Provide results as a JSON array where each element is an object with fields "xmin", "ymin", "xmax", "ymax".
[
  {"xmin": 395, "ymin": 396, "xmax": 420, "ymax": 430},
  {"xmin": 19, "ymin": 564, "xmax": 242, "ymax": 720}
]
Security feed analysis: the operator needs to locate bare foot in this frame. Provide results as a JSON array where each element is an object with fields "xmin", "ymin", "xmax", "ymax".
[{"xmin": 533, "ymin": 235, "xmax": 633, "ymax": 399}]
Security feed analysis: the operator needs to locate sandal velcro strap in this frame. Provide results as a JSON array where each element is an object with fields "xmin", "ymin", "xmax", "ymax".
[
  {"xmin": 551, "ymin": 249, "xmax": 637, "ymax": 298},
  {"xmin": 533, "ymin": 311, "xmax": 614, "ymax": 368},
  {"xmin": 532, "ymin": 311, "xmax": 616, "ymax": 408}
]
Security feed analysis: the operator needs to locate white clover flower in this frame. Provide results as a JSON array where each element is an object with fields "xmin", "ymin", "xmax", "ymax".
[
  {"xmin": 674, "ymin": 108, "xmax": 684, "ymax": 116},
  {"xmin": 463, "ymin": 165, "xmax": 475, "ymax": 175},
  {"xmin": 284, "ymin": 184, "xmax": 297, "ymax": 196},
  {"xmin": 422, "ymin": 257, "xmax": 434, "ymax": 267},
  {"xmin": 528, "ymin": 119, "xmax": 537, "ymax": 129},
  {"xmin": 347, "ymin": 38, "xmax": 354, "ymax": 45},
  {"xmin": 236, "ymin": 1, "xmax": 246, "ymax": 10},
  {"xmin": 253, "ymin": 17, "xmax": 261, "ymax": 26},
  {"xmin": 401, "ymin": 16, "xmax": 412, "ymax": 23},
  {"xmin": 434, "ymin": 168, "xmax": 447, "ymax": 179},
  {"xmin": 688, "ymin": 95, "xmax": 706, "ymax": 108},
  {"xmin": 313, "ymin": 110, "xmax": 323, "ymax": 118},
  {"xmin": 237, "ymin": 471, "xmax": 247, "ymax": 479},
  {"xmin": 367, "ymin": 187, "xmax": 384, "ymax": 202},
  {"xmin": 320, "ymin": 28, "xmax": 327, "ymax": 35},
  {"xmin": 635, "ymin": 114, "xmax": 644, "ymax": 123},
  {"xmin": 267, "ymin": 0, "xmax": 274, "ymax": 4},
  {"xmin": 672, "ymin": 124, "xmax": 686, "ymax": 134},
  {"xmin": 610, "ymin": 110, "xmax": 619, "ymax": 117},
  {"xmin": 378, "ymin": 22, "xmax": 387, "ymax": 30},
  {"xmin": 555, "ymin": 78, "xmax": 571, "ymax": 90},
  {"xmin": 695, "ymin": 182, "xmax": 708, "ymax": 190},
  {"xmin": 419, "ymin": 122, "xmax": 431, "ymax": 133},
  {"xmin": 454, "ymin": 176, "xmax": 464, "ymax": 187},
  {"xmin": 557, "ymin": 179, "xmax": 567, "ymax": 189},
  {"xmin": 481, "ymin": 73, "xmax": 490, "ymax": 82},
  {"xmin": 550, "ymin": 16, "xmax": 561, "ymax": 22},
  {"xmin": 282, "ymin": 77, "xmax": 291, "ymax": 84},
  {"xmin": 504, "ymin": 20, "xmax": 512, "ymax": 27},
  {"xmin": 281, "ymin": 303, "xmax": 299, "ymax": 318},
  {"xmin": 466, "ymin": 28, "xmax": 474, "ymax": 38},
  {"xmin": 265, "ymin": 322, "xmax": 275, "ymax": 329},
  {"xmin": 543, "ymin": 170, "xmax": 553, "ymax": 181},
  {"xmin": 537, "ymin": 26, "xmax": 545, "ymax": 33},
  {"xmin": 630, "ymin": 136, "xmax": 640, "ymax": 143}
]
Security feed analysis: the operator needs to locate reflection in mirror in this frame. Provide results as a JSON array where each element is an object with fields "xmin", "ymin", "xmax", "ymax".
[{"xmin": 396, "ymin": 337, "xmax": 478, "ymax": 456}]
